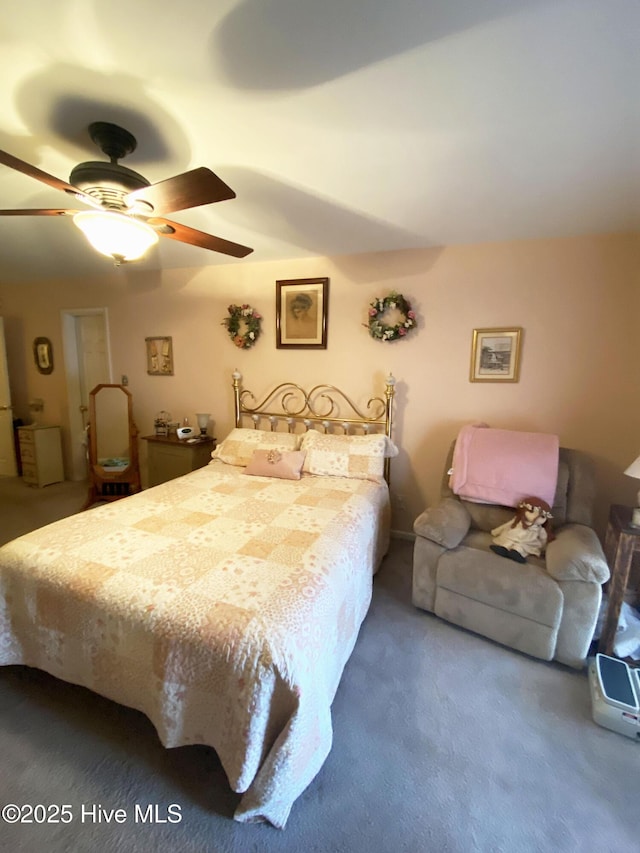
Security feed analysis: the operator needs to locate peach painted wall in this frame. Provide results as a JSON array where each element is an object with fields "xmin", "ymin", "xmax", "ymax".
[{"xmin": 1, "ymin": 232, "xmax": 638, "ymax": 537}]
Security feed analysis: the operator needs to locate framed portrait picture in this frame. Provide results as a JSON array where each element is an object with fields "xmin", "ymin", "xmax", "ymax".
[
  {"xmin": 276, "ymin": 278, "xmax": 329, "ymax": 349},
  {"xmin": 470, "ymin": 327, "xmax": 522, "ymax": 383},
  {"xmin": 146, "ymin": 336, "xmax": 174, "ymax": 375}
]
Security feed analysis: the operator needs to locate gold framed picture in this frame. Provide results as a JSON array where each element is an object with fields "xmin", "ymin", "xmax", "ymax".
[
  {"xmin": 146, "ymin": 336, "xmax": 174, "ymax": 375},
  {"xmin": 470, "ymin": 327, "xmax": 522, "ymax": 383},
  {"xmin": 276, "ymin": 278, "xmax": 329, "ymax": 349}
]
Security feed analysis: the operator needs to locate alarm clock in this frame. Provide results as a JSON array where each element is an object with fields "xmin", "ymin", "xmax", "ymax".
[{"xmin": 176, "ymin": 426, "xmax": 194, "ymax": 440}]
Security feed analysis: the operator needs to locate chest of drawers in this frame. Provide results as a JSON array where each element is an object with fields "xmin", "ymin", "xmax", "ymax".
[
  {"xmin": 142, "ymin": 434, "xmax": 215, "ymax": 487},
  {"xmin": 18, "ymin": 425, "xmax": 64, "ymax": 487}
]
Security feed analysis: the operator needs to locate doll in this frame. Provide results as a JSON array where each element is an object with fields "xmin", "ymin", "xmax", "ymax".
[{"xmin": 490, "ymin": 496, "xmax": 554, "ymax": 564}]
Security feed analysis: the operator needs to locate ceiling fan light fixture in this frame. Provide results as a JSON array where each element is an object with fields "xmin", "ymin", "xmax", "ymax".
[{"xmin": 73, "ymin": 210, "xmax": 158, "ymax": 262}]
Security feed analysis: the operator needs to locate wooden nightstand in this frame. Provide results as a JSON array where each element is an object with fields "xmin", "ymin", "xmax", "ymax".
[
  {"xmin": 142, "ymin": 434, "xmax": 216, "ymax": 487},
  {"xmin": 599, "ymin": 504, "xmax": 640, "ymax": 663},
  {"xmin": 17, "ymin": 425, "xmax": 64, "ymax": 487}
]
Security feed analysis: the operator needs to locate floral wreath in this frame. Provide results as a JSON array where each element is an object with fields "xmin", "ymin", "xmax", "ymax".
[
  {"xmin": 367, "ymin": 291, "xmax": 417, "ymax": 341},
  {"xmin": 222, "ymin": 304, "xmax": 262, "ymax": 349}
]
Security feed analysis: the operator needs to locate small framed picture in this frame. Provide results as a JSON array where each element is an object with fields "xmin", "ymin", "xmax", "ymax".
[
  {"xmin": 470, "ymin": 327, "xmax": 522, "ymax": 382},
  {"xmin": 276, "ymin": 278, "xmax": 329, "ymax": 349},
  {"xmin": 146, "ymin": 336, "xmax": 174, "ymax": 375},
  {"xmin": 33, "ymin": 337, "xmax": 54, "ymax": 375}
]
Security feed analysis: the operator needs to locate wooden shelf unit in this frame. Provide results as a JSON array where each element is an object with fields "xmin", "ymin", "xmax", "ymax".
[{"xmin": 599, "ymin": 504, "xmax": 640, "ymax": 666}]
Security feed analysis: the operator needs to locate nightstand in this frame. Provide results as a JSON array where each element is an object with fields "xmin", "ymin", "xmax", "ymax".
[
  {"xmin": 142, "ymin": 434, "xmax": 216, "ymax": 487},
  {"xmin": 599, "ymin": 504, "xmax": 640, "ymax": 664},
  {"xmin": 17, "ymin": 425, "xmax": 64, "ymax": 487}
]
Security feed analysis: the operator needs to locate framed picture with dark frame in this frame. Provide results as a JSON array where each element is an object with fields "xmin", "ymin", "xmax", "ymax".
[
  {"xmin": 145, "ymin": 336, "xmax": 174, "ymax": 375},
  {"xmin": 470, "ymin": 327, "xmax": 522, "ymax": 382},
  {"xmin": 276, "ymin": 278, "xmax": 329, "ymax": 349},
  {"xmin": 33, "ymin": 337, "xmax": 54, "ymax": 374}
]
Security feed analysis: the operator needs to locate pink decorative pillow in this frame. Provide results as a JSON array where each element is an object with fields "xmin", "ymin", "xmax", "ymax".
[{"xmin": 243, "ymin": 449, "xmax": 307, "ymax": 480}]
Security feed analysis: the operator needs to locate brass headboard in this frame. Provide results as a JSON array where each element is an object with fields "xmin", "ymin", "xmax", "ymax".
[{"xmin": 232, "ymin": 370, "xmax": 397, "ymax": 483}]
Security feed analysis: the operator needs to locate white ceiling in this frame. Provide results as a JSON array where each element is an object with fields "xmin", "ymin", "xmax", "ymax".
[{"xmin": 1, "ymin": 0, "xmax": 638, "ymax": 282}]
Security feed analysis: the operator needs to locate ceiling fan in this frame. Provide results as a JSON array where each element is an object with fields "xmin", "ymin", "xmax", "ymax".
[{"xmin": 0, "ymin": 122, "xmax": 253, "ymax": 264}]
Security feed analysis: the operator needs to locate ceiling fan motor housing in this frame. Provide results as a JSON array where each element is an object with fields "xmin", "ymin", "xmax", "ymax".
[
  {"xmin": 69, "ymin": 161, "xmax": 150, "ymax": 209},
  {"xmin": 69, "ymin": 122, "xmax": 150, "ymax": 209}
]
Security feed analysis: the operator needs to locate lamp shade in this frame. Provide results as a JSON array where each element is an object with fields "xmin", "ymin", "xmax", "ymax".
[
  {"xmin": 624, "ymin": 455, "xmax": 640, "ymax": 526},
  {"xmin": 624, "ymin": 455, "xmax": 640, "ymax": 480},
  {"xmin": 74, "ymin": 211, "xmax": 159, "ymax": 262},
  {"xmin": 195, "ymin": 413, "xmax": 211, "ymax": 435}
]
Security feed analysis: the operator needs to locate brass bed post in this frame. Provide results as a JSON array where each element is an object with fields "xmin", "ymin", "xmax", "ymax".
[
  {"xmin": 232, "ymin": 369, "xmax": 242, "ymax": 428},
  {"xmin": 384, "ymin": 374, "xmax": 396, "ymax": 485}
]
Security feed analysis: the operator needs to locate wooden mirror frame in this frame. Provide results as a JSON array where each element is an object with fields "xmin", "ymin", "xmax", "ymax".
[{"xmin": 84, "ymin": 383, "xmax": 141, "ymax": 508}]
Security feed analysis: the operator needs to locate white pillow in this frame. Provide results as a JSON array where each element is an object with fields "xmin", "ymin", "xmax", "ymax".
[
  {"xmin": 212, "ymin": 428, "xmax": 301, "ymax": 467},
  {"xmin": 299, "ymin": 430, "xmax": 398, "ymax": 483}
]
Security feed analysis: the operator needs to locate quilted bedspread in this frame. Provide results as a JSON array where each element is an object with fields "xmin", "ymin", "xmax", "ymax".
[{"xmin": 0, "ymin": 460, "xmax": 390, "ymax": 828}]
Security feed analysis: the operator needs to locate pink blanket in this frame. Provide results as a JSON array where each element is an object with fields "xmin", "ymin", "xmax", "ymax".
[{"xmin": 449, "ymin": 424, "xmax": 559, "ymax": 508}]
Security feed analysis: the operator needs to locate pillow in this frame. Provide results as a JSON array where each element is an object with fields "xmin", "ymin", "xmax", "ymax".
[
  {"xmin": 211, "ymin": 428, "xmax": 301, "ymax": 467},
  {"xmin": 299, "ymin": 430, "xmax": 398, "ymax": 483},
  {"xmin": 243, "ymin": 449, "xmax": 307, "ymax": 480}
]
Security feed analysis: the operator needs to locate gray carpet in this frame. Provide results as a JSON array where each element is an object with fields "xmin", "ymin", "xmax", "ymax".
[
  {"xmin": 0, "ymin": 479, "xmax": 637, "ymax": 852},
  {"xmin": 0, "ymin": 477, "xmax": 88, "ymax": 543}
]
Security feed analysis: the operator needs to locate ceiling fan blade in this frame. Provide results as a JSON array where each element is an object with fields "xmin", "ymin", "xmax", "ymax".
[
  {"xmin": 0, "ymin": 208, "xmax": 75, "ymax": 216},
  {"xmin": 150, "ymin": 217, "xmax": 253, "ymax": 258},
  {"xmin": 0, "ymin": 150, "xmax": 95, "ymax": 205},
  {"xmin": 125, "ymin": 167, "xmax": 236, "ymax": 215}
]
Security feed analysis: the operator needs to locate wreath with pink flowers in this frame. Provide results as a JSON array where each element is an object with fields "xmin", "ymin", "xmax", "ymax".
[
  {"xmin": 222, "ymin": 304, "xmax": 262, "ymax": 349},
  {"xmin": 367, "ymin": 291, "xmax": 417, "ymax": 341}
]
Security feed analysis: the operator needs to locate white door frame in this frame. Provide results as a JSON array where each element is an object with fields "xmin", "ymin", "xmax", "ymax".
[
  {"xmin": 61, "ymin": 308, "xmax": 113, "ymax": 481},
  {"xmin": 0, "ymin": 317, "xmax": 18, "ymax": 478}
]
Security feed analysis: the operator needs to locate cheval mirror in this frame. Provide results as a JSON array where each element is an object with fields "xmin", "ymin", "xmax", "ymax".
[{"xmin": 84, "ymin": 383, "xmax": 141, "ymax": 508}]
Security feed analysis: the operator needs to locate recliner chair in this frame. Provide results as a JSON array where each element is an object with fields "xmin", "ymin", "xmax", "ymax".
[{"xmin": 412, "ymin": 443, "xmax": 610, "ymax": 668}]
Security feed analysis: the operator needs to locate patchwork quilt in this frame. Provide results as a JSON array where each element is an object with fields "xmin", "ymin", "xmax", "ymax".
[{"xmin": 0, "ymin": 460, "xmax": 390, "ymax": 827}]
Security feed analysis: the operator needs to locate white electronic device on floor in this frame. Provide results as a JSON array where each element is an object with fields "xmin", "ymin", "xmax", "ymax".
[{"xmin": 588, "ymin": 653, "xmax": 640, "ymax": 740}]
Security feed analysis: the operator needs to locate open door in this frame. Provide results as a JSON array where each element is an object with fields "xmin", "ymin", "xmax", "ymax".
[
  {"xmin": 0, "ymin": 318, "xmax": 18, "ymax": 477},
  {"xmin": 62, "ymin": 309, "xmax": 112, "ymax": 480}
]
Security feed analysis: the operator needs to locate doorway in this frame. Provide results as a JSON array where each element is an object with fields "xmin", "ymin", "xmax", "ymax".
[
  {"xmin": 61, "ymin": 308, "xmax": 112, "ymax": 481},
  {"xmin": 0, "ymin": 317, "xmax": 18, "ymax": 477}
]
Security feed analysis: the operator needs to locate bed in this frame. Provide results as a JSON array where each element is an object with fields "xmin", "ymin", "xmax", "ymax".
[{"xmin": 0, "ymin": 372, "xmax": 397, "ymax": 828}]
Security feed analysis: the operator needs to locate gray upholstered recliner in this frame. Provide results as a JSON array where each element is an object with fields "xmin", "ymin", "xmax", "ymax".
[{"xmin": 412, "ymin": 444, "xmax": 610, "ymax": 669}]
